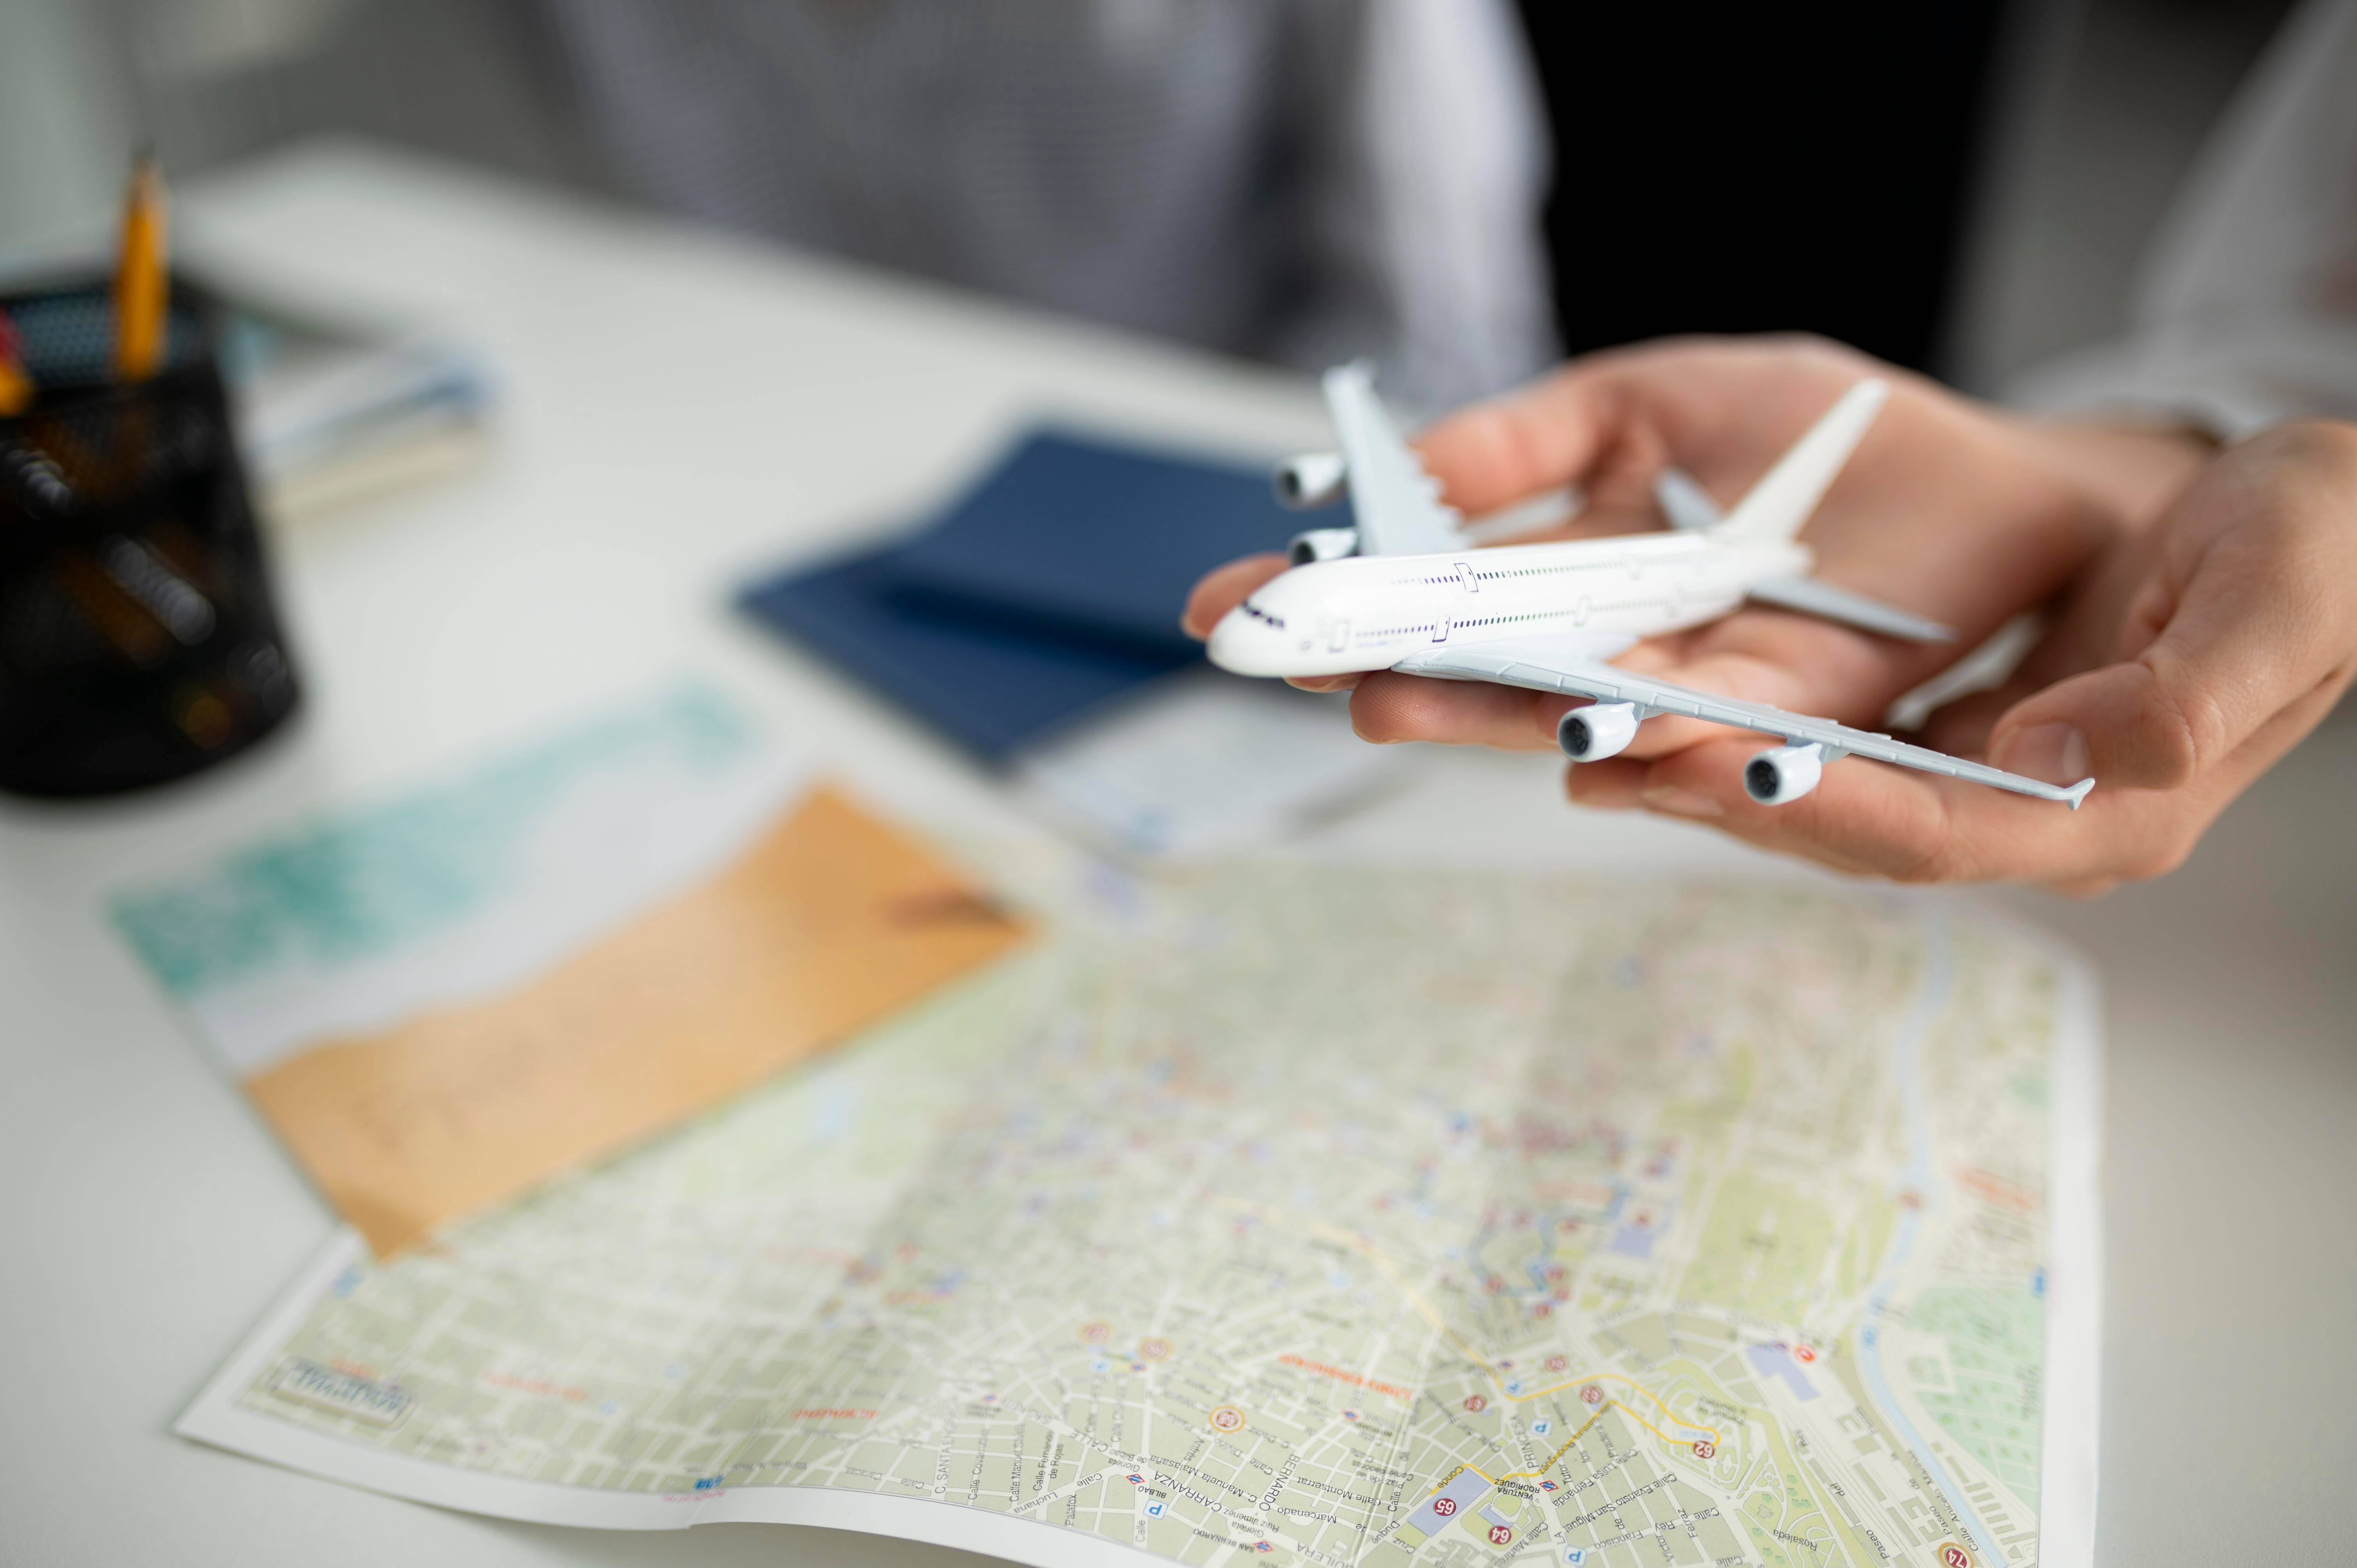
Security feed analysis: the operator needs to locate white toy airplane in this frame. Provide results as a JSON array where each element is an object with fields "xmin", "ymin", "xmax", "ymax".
[{"xmin": 1207, "ymin": 364, "xmax": 2094, "ymax": 808}]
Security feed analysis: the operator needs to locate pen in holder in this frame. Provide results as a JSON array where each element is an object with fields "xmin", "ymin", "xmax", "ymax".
[{"xmin": 0, "ymin": 275, "xmax": 299, "ymax": 797}]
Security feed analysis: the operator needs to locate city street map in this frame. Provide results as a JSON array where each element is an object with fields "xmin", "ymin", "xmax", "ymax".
[{"xmin": 180, "ymin": 863, "xmax": 2099, "ymax": 1568}]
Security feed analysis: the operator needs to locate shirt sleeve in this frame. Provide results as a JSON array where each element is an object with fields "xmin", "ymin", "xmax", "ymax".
[
  {"xmin": 1276, "ymin": 0, "xmax": 1558, "ymax": 415},
  {"xmin": 2009, "ymin": 0, "xmax": 2357, "ymax": 437}
]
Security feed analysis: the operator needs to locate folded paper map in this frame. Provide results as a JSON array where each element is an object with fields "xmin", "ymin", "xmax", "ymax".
[
  {"xmin": 177, "ymin": 864, "xmax": 2099, "ymax": 1568},
  {"xmin": 113, "ymin": 685, "xmax": 1028, "ymax": 1254}
]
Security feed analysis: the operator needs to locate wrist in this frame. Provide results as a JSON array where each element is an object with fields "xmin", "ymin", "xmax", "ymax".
[{"xmin": 2009, "ymin": 417, "xmax": 2218, "ymax": 531}]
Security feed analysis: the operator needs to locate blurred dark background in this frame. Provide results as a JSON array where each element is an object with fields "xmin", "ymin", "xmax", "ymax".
[
  {"xmin": 0, "ymin": 0, "xmax": 2303, "ymax": 396},
  {"xmin": 1518, "ymin": 0, "xmax": 2297, "ymax": 381},
  {"xmin": 1519, "ymin": 1, "xmax": 2020, "ymax": 373}
]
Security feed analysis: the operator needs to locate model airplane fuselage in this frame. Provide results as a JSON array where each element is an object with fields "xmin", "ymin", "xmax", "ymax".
[
  {"xmin": 1206, "ymin": 365, "xmax": 2095, "ymax": 809},
  {"xmin": 1209, "ymin": 527, "xmax": 1804, "ymax": 680}
]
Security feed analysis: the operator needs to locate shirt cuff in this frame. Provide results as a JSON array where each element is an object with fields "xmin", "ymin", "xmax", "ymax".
[{"xmin": 2005, "ymin": 315, "xmax": 2357, "ymax": 441}]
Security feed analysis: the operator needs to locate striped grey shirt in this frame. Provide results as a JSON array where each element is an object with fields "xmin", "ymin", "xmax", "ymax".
[{"xmin": 529, "ymin": 0, "xmax": 1554, "ymax": 411}]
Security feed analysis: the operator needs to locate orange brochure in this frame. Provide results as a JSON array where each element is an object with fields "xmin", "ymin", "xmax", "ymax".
[{"xmin": 114, "ymin": 687, "xmax": 1027, "ymax": 1255}]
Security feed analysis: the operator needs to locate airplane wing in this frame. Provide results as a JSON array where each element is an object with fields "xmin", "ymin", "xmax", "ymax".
[
  {"xmin": 1653, "ymin": 467, "xmax": 1724, "ymax": 531},
  {"xmin": 1392, "ymin": 635, "xmax": 2093, "ymax": 807},
  {"xmin": 1322, "ymin": 362, "xmax": 1466, "ymax": 556},
  {"xmin": 1745, "ymin": 575, "xmax": 1955, "ymax": 643}
]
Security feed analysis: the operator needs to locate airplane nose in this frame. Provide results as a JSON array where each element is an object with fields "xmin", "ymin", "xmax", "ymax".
[{"xmin": 1207, "ymin": 606, "xmax": 1279, "ymax": 675}]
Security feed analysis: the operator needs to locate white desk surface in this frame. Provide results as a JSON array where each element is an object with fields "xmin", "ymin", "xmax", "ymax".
[{"xmin": 2, "ymin": 141, "xmax": 2350, "ymax": 1568}]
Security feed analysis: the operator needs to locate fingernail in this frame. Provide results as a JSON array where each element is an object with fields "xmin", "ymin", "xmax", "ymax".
[
  {"xmin": 1640, "ymin": 784, "xmax": 1723, "ymax": 819},
  {"xmin": 1289, "ymin": 675, "xmax": 1361, "ymax": 692},
  {"xmin": 1994, "ymin": 722, "xmax": 2090, "ymax": 786}
]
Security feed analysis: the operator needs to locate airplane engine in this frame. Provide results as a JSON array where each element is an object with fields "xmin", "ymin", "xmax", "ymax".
[
  {"xmin": 1289, "ymin": 527, "xmax": 1359, "ymax": 565},
  {"xmin": 1275, "ymin": 451, "xmax": 1348, "ymax": 509},
  {"xmin": 1743, "ymin": 743, "xmax": 1824, "ymax": 805},
  {"xmin": 1557, "ymin": 702, "xmax": 1641, "ymax": 761}
]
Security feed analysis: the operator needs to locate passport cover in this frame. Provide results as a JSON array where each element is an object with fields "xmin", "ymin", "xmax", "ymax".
[{"xmin": 885, "ymin": 429, "xmax": 1343, "ymax": 660}]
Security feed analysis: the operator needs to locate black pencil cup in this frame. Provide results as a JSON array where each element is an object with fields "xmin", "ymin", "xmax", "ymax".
[{"xmin": 0, "ymin": 275, "xmax": 299, "ymax": 797}]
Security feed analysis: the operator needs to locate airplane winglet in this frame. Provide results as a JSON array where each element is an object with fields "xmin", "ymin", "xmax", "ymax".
[{"xmin": 2064, "ymin": 778, "xmax": 2095, "ymax": 810}]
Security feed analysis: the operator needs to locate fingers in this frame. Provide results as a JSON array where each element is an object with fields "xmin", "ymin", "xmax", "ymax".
[
  {"xmin": 1987, "ymin": 422, "xmax": 2357, "ymax": 791},
  {"xmin": 1348, "ymin": 671, "xmax": 1564, "ymax": 752},
  {"xmin": 1604, "ymin": 642, "xmax": 1853, "ymax": 758},
  {"xmin": 1574, "ymin": 658, "xmax": 2347, "ymax": 891},
  {"xmin": 1643, "ymin": 420, "xmax": 2357, "ymax": 889},
  {"xmin": 1184, "ymin": 363, "xmax": 2357, "ymax": 893},
  {"xmin": 1587, "ymin": 733, "xmax": 1977, "ymax": 879},
  {"xmin": 1334, "ymin": 618, "xmax": 1906, "ymax": 760},
  {"xmin": 1571, "ymin": 732, "xmax": 2145, "ymax": 886},
  {"xmin": 1562, "ymin": 756, "xmax": 1650, "ymax": 810},
  {"xmin": 1414, "ymin": 334, "xmax": 1880, "ymax": 517},
  {"xmin": 1414, "ymin": 371, "xmax": 1626, "ymax": 516},
  {"xmin": 1181, "ymin": 553, "xmax": 1287, "ymax": 639},
  {"xmin": 1986, "ymin": 575, "xmax": 2312, "ymax": 791}
]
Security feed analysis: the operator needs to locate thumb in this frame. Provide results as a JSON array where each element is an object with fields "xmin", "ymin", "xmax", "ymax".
[
  {"xmin": 1990, "ymin": 441, "xmax": 2355, "ymax": 790},
  {"xmin": 1989, "ymin": 580, "xmax": 2315, "ymax": 791},
  {"xmin": 1986, "ymin": 660, "xmax": 2211, "ymax": 793}
]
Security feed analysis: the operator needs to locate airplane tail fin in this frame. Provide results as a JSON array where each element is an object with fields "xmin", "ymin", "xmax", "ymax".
[{"xmin": 1711, "ymin": 379, "xmax": 1889, "ymax": 544}]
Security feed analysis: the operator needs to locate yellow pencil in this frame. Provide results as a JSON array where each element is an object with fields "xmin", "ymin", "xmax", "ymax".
[
  {"xmin": 113, "ymin": 154, "xmax": 170, "ymax": 382},
  {"xmin": 0, "ymin": 308, "xmax": 30, "ymax": 415}
]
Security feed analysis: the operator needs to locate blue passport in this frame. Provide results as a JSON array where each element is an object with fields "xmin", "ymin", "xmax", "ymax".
[
  {"xmin": 737, "ymin": 429, "xmax": 1320, "ymax": 760},
  {"xmin": 887, "ymin": 429, "xmax": 1343, "ymax": 660},
  {"xmin": 739, "ymin": 543, "xmax": 1192, "ymax": 761}
]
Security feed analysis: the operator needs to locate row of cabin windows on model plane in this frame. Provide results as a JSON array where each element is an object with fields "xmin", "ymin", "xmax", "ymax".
[
  {"xmin": 1357, "ymin": 599, "xmax": 1669, "ymax": 643},
  {"xmin": 1406, "ymin": 562, "xmax": 1651, "ymax": 585}
]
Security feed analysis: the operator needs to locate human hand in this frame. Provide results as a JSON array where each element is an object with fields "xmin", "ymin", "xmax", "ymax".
[
  {"xmin": 1186, "ymin": 336, "xmax": 2198, "ymax": 748},
  {"xmin": 1607, "ymin": 419, "xmax": 2354, "ymax": 892},
  {"xmin": 1181, "ymin": 335, "xmax": 2273, "ymax": 888}
]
